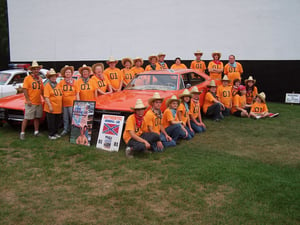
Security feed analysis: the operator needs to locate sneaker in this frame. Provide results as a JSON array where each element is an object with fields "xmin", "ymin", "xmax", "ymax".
[
  {"xmin": 34, "ymin": 131, "xmax": 41, "ymax": 137},
  {"xmin": 55, "ymin": 134, "xmax": 61, "ymax": 138},
  {"xmin": 20, "ymin": 133, "xmax": 25, "ymax": 140},
  {"xmin": 269, "ymin": 113, "xmax": 279, "ymax": 118},
  {"xmin": 60, "ymin": 130, "xmax": 68, "ymax": 136},
  {"xmin": 48, "ymin": 136, "xmax": 57, "ymax": 140},
  {"xmin": 125, "ymin": 146, "xmax": 134, "ymax": 158}
]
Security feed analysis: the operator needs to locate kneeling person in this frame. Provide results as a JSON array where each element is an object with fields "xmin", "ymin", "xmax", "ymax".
[
  {"xmin": 189, "ymin": 86, "xmax": 206, "ymax": 133},
  {"xmin": 123, "ymin": 99, "xmax": 160, "ymax": 158}
]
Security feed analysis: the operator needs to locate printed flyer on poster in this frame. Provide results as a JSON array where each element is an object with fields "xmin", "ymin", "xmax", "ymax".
[
  {"xmin": 96, "ymin": 114, "xmax": 124, "ymax": 152},
  {"xmin": 70, "ymin": 101, "xmax": 95, "ymax": 146}
]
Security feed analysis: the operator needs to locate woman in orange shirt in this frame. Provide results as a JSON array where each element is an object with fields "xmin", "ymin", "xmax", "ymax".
[
  {"xmin": 44, "ymin": 69, "xmax": 63, "ymax": 140},
  {"xmin": 59, "ymin": 65, "xmax": 76, "ymax": 136},
  {"xmin": 157, "ymin": 52, "xmax": 168, "ymax": 70},
  {"xmin": 249, "ymin": 92, "xmax": 269, "ymax": 119},
  {"xmin": 231, "ymin": 78, "xmax": 241, "ymax": 98},
  {"xmin": 145, "ymin": 55, "xmax": 159, "ymax": 71},
  {"xmin": 121, "ymin": 57, "xmax": 135, "ymax": 87},
  {"xmin": 132, "ymin": 57, "xmax": 144, "ymax": 76},
  {"xmin": 171, "ymin": 57, "xmax": 187, "ymax": 70},
  {"xmin": 91, "ymin": 63, "xmax": 112, "ymax": 96},
  {"xmin": 231, "ymin": 85, "xmax": 252, "ymax": 117},
  {"xmin": 245, "ymin": 76, "xmax": 258, "ymax": 104},
  {"xmin": 103, "ymin": 57, "xmax": 123, "ymax": 92},
  {"xmin": 75, "ymin": 64, "xmax": 96, "ymax": 101},
  {"xmin": 208, "ymin": 51, "xmax": 223, "ymax": 85}
]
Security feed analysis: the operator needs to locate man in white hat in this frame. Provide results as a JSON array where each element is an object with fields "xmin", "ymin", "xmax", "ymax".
[
  {"xmin": 157, "ymin": 52, "xmax": 168, "ymax": 70},
  {"xmin": 123, "ymin": 99, "xmax": 160, "ymax": 158},
  {"xmin": 216, "ymin": 75, "xmax": 232, "ymax": 116},
  {"xmin": 224, "ymin": 54, "xmax": 243, "ymax": 85},
  {"xmin": 190, "ymin": 50, "xmax": 206, "ymax": 73},
  {"xmin": 189, "ymin": 86, "xmax": 206, "ymax": 133},
  {"xmin": 20, "ymin": 61, "xmax": 44, "ymax": 140},
  {"xmin": 143, "ymin": 92, "xmax": 176, "ymax": 151},
  {"xmin": 103, "ymin": 57, "xmax": 123, "ymax": 92},
  {"xmin": 75, "ymin": 64, "xmax": 97, "ymax": 101}
]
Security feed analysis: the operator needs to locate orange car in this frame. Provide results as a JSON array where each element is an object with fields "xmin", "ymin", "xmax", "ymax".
[{"xmin": 0, "ymin": 69, "xmax": 211, "ymax": 126}]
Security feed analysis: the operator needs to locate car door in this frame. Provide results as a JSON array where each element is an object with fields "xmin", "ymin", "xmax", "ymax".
[{"xmin": 1, "ymin": 72, "xmax": 27, "ymax": 98}]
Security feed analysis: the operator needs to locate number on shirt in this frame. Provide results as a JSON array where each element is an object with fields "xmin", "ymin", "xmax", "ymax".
[
  {"xmin": 109, "ymin": 73, "xmax": 118, "ymax": 80},
  {"xmin": 97, "ymin": 80, "xmax": 106, "ymax": 88},
  {"xmin": 80, "ymin": 83, "xmax": 90, "ymax": 90},
  {"xmin": 54, "ymin": 89, "xmax": 63, "ymax": 96},
  {"xmin": 222, "ymin": 90, "xmax": 231, "ymax": 97},
  {"xmin": 63, "ymin": 84, "xmax": 73, "ymax": 91},
  {"xmin": 32, "ymin": 81, "xmax": 41, "ymax": 90}
]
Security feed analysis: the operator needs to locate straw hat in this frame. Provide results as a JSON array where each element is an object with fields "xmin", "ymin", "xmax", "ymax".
[
  {"xmin": 157, "ymin": 52, "xmax": 166, "ymax": 57},
  {"xmin": 148, "ymin": 92, "xmax": 164, "ymax": 105},
  {"xmin": 148, "ymin": 54, "xmax": 158, "ymax": 62},
  {"xmin": 60, "ymin": 65, "xmax": 74, "ymax": 77},
  {"xmin": 179, "ymin": 89, "xmax": 192, "ymax": 98},
  {"xmin": 190, "ymin": 86, "xmax": 202, "ymax": 95},
  {"xmin": 166, "ymin": 95, "xmax": 180, "ymax": 106},
  {"xmin": 78, "ymin": 64, "xmax": 92, "ymax": 75},
  {"xmin": 133, "ymin": 57, "xmax": 144, "ymax": 66},
  {"xmin": 46, "ymin": 68, "xmax": 58, "ymax": 79},
  {"xmin": 194, "ymin": 50, "xmax": 203, "ymax": 56},
  {"xmin": 91, "ymin": 63, "xmax": 104, "ymax": 73},
  {"xmin": 130, "ymin": 99, "xmax": 147, "ymax": 110},
  {"xmin": 106, "ymin": 56, "xmax": 118, "ymax": 64},
  {"xmin": 28, "ymin": 60, "xmax": 43, "ymax": 70},
  {"xmin": 245, "ymin": 76, "xmax": 256, "ymax": 84},
  {"xmin": 207, "ymin": 80, "xmax": 217, "ymax": 87},
  {"xmin": 256, "ymin": 92, "xmax": 266, "ymax": 103},
  {"xmin": 221, "ymin": 75, "xmax": 231, "ymax": 82},
  {"xmin": 212, "ymin": 51, "xmax": 221, "ymax": 58},
  {"xmin": 121, "ymin": 57, "xmax": 133, "ymax": 67}
]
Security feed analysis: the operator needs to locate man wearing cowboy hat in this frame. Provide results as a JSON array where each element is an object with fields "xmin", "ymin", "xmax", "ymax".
[
  {"xmin": 143, "ymin": 92, "xmax": 176, "ymax": 151},
  {"xmin": 145, "ymin": 54, "xmax": 159, "ymax": 71},
  {"xmin": 103, "ymin": 57, "xmax": 123, "ymax": 92},
  {"xmin": 157, "ymin": 52, "xmax": 168, "ymax": 70},
  {"xmin": 20, "ymin": 61, "xmax": 44, "ymax": 140},
  {"xmin": 216, "ymin": 75, "xmax": 232, "ymax": 116},
  {"xmin": 189, "ymin": 86, "xmax": 206, "ymax": 133},
  {"xmin": 123, "ymin": 99, "xmax": 160, "ymax": 158},
  {"xmin": 75, "ymin": 64, "xmax": 97, "ymax": 101},
  {"xmin": 121, "ymin": 57, "xmax": 135, "ymax": 87},
  {"xmin": 208, "ymin": 51, "xmax": 224, "ymax": 84},
  {"xmin": 132, "ymin": 57, "xmax": 144, "ymax": 76},
  {"xmin": 245, "ymin": 76, "xmax": 258, "ymax": 104},
  {"xmin": 90, "ymin": 63, "xmax": 112, "ymax": 96},
  {"xmin": 224, "ymin": 54, "xmax": 243, "ymax": 85},
  {"xmin": 44, "ymin": 68, "xmax": 63, "ymax": 140},
  {"xmin": 190, "ymin": 50, "xmax": 206, "ymax": 73},
  {"xmin": 162, "ymin": 95, "xmax": 187, "ymax": 142}
]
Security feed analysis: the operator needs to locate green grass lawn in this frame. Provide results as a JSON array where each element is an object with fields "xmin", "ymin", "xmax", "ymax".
[{"xmin": 0, "ymin": 103, "xmax": 299, "ymax": 225}]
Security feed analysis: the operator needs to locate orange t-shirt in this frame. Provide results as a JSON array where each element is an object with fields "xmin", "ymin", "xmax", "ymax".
[
  {"xmin": 224, "ymin": 62, "xmax": 243, "ymax": 84},
  {"xmin": 23, "ymin": 75, "xmax": 44, "ymax": 105},
  {"xmin": 208, "ymin": 61, "xmax": 224, "ymax": 80},
  {"xmin": 59, "ymin": 79, "xmax": 76, "ymax": 107},
  {"xmin": 251, "ymin": 102, "xmax": 268, "ymax": 113},
  {"xmin": 232, "ymin": 95, "xmax": 246, "ymax": 113},
  {"xmin": 132, "ymin": 66, "xmax": 144, "ymax": 76},
  {"xmin": 246, "ymin": 86, "xmax": 258, "ymax": 104},
  {"xmin": 75, "ymin": 78, "xmax": 96, "ymax": 101},
  {"xmin": 145, "ymin": 63, "xmax": 160, "ymax": 71},
  {"xmin": 162, "ymin": 108, "xmax": 179, "ymax": 128},
  {"xmin": 171, "ymin": 64, "xmax": 187, "ymax": 70},
  {"xmin": 90, "ymin": 75, "xmax": 111, "ymax": 93},
  {"xmin": 103, "ymin": 68, "xmax": 122, "ymax": 90},
  {"xmin": 232, "ymin": 86, "xmax": 239, "ymax": 97},
  {"xmin": 177, "ymin": 103, "xmax": 189, "ymax": 126},
  {"xmin": 190, "ymin": 60, "xmax": 206, "ymax": 73},
  {"xmin": 202, "ymin": 92, "xmax": 217, "ymax": 114},
  {"xmin": 217, "ymin": 85, "xmax": 232, "ymax": 108},
  {"xmin": 123, "ymin": 114, "xmax": 144, "ymax": 144},
  {"xmin": 143, "ymin": 109, "xmax": 161, "ymax": 135},
  {"xmin": 189, "ymin": 100, "xmax": 200, "ymax": 119},
  {"xmin": 121, "ymin": 68, "xmax": 135, "ymax": 86},
  {"xmin": 157, "ymin": 62, "xmax": 168, "ymax": 70},
  {"xmin": 43, "ymin": 83, "xmax": 63, "ymax": 114}
]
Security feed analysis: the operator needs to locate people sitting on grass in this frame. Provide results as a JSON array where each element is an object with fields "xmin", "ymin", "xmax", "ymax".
[
  {"xmin": 231, "ymin": 78, "xmax": 241, "ymax": 97},
  {"xmin": 189, "ymin": 86, "xmax": 206, "ymax": 133},
  {"xmin": 123, "ymin": 99, "xmax": 160, "ymax": 158},
  {"xmin": 245, "ymin": 76, "xmax": 258, "ymax": 104},
  {"xmin": 231, "ymin": 85, "xmax": 252, "ymax": 117},
  {"xmin": 217, "ymin": 75, "xmax": 232, "ymax": 116}
]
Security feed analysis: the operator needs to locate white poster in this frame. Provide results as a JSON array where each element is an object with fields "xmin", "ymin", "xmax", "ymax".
[
  {"xmin": 285, "ymin": 93, "xmax": 300, "ymax": 104},
  {"xmin": 96, "ymin": 114, "xmax": 125, "ymax": 152}
]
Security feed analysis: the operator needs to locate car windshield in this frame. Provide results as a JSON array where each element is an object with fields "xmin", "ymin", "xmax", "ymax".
[
  {"xmin": 126, "ymin": 74, "xmax": 178, "ymax": 90},
  {"xmin": 0, "ymin": 73, "xmax": 11, "ymax": 85}
]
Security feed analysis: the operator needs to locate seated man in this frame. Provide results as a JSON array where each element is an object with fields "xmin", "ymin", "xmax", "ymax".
[{"xmin": 123, "ymin": 99, "xmax": 160, "ymax": 158}]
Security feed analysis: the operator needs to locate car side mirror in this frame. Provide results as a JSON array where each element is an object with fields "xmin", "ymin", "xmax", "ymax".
[
  {"xmin": 186, "ymin": 83, "xmax": 191, "ymax": 89},
  {"xmin": 12, "ymin": 81, "xmax": 17, "ymax": 86}
]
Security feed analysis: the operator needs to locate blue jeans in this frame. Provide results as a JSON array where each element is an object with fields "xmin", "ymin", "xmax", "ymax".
[
  {"xmin": 165, "ymin": 124, "xmax": 185, "ymax": 142},
  {"xmin": 184, "ymin": 125, "xmax": 194, "ymax": 140},
  {"xmin": 63, "ymin": 106, "xmax": 73, "ymax": 133},
  {"xmin": 160, "ymin": 132, "xmax": 176, "ymax": 148},
  {"xmin": 191, "ymin": 120, "xmax": 206, "ymax": 133}
]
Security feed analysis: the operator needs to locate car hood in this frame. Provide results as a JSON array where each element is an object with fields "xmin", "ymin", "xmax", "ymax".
[
  {"xmin": 95, "ymin": 89, "xmax": 178, "ymax": 112},
  {"xmin": 0, "ymin": 94, "xmax": 25, "ymax": 110}
]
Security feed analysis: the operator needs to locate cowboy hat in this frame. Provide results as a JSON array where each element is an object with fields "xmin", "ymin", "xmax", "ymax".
[
  {"xmin": 121, "ymin": 57, "xmax": 133, "ymax": 67},
  {"xmin": 190, "ymin": 86, "xmax": 202, "ymax": 95},
  {"xmin": 148, "ymin": 92, "xmax": 164, "ymax": 105},
  {"xmin": 256, "ymin": 92, "xmax": 266, "ymax": 103},
  {"xmin": 78, "ymin": 64, "xmax": 92, "ymax": 75},
  {"xmin": 106, "ymin": 56, "xmax": 118, "ymax": 64},
  {"xmin": 130, "ymin": 99, "xmax": 147, "ymax": 110},
  {"xmin": 245, "ymin": 76, "xmax": 256, "ymax": 84},
  {"xmin": 166, "ymin": 95, "xmax": 181, "ymax": 106},
  {"xmin": 133, "ymin": 57, "xmax": 144, "ymax": 66},
  {"xmin": 221, "ymin": 75, "xmax": 231, "ymax": 82},
  {"xmin": 157, "ymin": 52, "xmax": 166, "ymax": 57},
  {"xmin": 179, "ymin": 89, "xmax": 192, "ymax": 98},
  {"xmin": 60, "ymin": 65, "xmax": 74, "ymax": 77},
  {"xmin": 28, "ymin": 60, "xmax": 43, "ymax": 70},
  {"xmin": 212, "ymin": 51, "xmax": 221, "ymax": 58},
  {"xmin": 207, "ymin": 80, "xmax": 217, "ymax": 87},
  {"xmin": 194, "ymin": 50, "xmax": 203, "ymax": 56},
  {"xmin": 91, "ymin": 63, "xmax": 104, "ymax": 73},
  {"xmin": 46, "ymin": 68, "xmax": 58, "ymax": 79},
  {"xmin": 148, "ymin": 54, "xmax": 158, "ymax": 62}
]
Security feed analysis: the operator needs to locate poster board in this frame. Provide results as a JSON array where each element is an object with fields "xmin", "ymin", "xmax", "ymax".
[
  {"xmin": 285, "ymin": 93, "xmax": 300, "ymax": 104},
  {"xmin": 96, "ymin": 114, "xmax": 125, "ymax": 152},
  {"xmin": 70, "ymin": 100, "xmax": 96, "ymax": 146}
]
